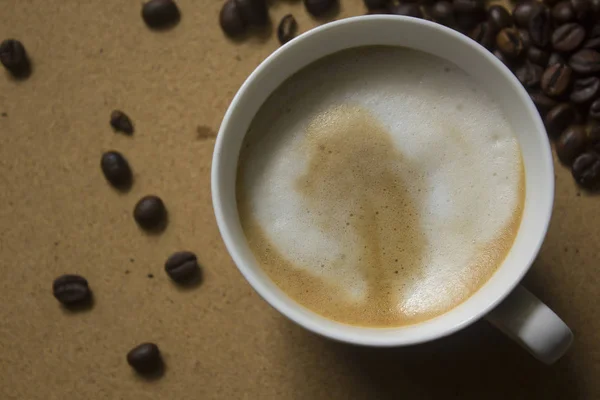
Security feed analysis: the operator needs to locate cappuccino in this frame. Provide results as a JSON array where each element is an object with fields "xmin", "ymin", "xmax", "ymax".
[{"xmin": 236, "ymin": 46, "xmax": 525, "ymax": 327}]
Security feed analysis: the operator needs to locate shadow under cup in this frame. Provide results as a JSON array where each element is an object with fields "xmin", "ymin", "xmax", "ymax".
[{"xmin": 212, "ymin": 16, "xmax": 554, "ymax": 346}]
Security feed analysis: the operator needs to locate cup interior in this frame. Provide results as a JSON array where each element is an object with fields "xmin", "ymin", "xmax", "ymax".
[{"xmin": 212, "ymin": 16, "xmax": 554, "ymax": 346}]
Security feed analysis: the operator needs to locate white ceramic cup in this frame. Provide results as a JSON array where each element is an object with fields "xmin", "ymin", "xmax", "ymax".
[{"xmin": 212, "ymin": 16, "xmax": 573, "ymax": 364}]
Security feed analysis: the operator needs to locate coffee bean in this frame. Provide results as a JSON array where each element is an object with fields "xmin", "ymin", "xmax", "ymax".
[
  {"xmin": 590, "ymin": 98, "xmax": 600, "ymax": 119},
  {"xmin": 514, "ymin": 2, "xmax": 540, "ymax": 28},
  {"xmin": 515, "ymin": 61, "xmax": 543, "ymax": 87},
  {"xmin": 220, "ymin": 0, "xmax": 247, "ymax": 37},
  {"xmin": 519, "ymin": 29, "xmax": 532, "ymax": 51},
  {"xmin": 552, "ymin": 1, "xmax": 576, "ymax": 25},
  {"xmin": 528, "ymin": 46, "xmax": 551, "ymax": 65},
  {"xmin": 488, "ymin": 5, "xmax": 513, "ymax": 30},
  {"xmin": 390, "ymin": 3, "xmax": 423, "ymax": 17},
  {"xmin": 552, "ymin": 23, "xmax": 586, "ymax": 53},
  {"xmin": 570, "ymin": 0, "xmax": 591, "ymax": 21},
  {"xmin": 101, "ymin": 151, "xmax": 132, "ymax": 188},
  {"xmin": 529, "ymin": 5, "xmax": 552, "ymax": 47},
  {"xmin": 141, "ymin": 0, "xmax": 180, "ymax": 28},
  {"xmin": 470, "ymin": 22, "xmax": 496, "ymax": 49},
  {"xmin": 277, "ymin": 14, "xmax": 297, "ymax": 45},
  {"xmin": 541, "ymin": 63, "xmax": 572, "ymax": 96},
  {"xmin": 545, "ymin": 103, "xmax": 577, "ymax": 137},
  {"xmin": 454, "ymin": 0, "xmax": 485, "ymax": 31},
  {"xmin": 53, "ymin": 275, "xmax": 91, "ymax": 306},
  {"xmin": 304, "ymin": 0, "xmax": 336, "ymax": 16},
  {"xmin": 544, "ymin": 0, "xmax": 562, "ymax": 6},
  {"xmin": 134, "ymin": 195, "xmax": 166, "ymax": 230},
  {"xmin": 0, "ymin": 39, "xmax": 30, "ymax": 76},
  {"xmin": 497, "ymin": 28, "xmax": 524, "ymax": 58},
  {"xmin": 572, "ymin": 151, "xmax": 600, "ymax": 189},
  {"xmin": 430, "ymin": 1, "xmax": 455, "ymax": 26},
  {"xmin": 569, "ymin": 49, "xmax": 600, "ymax": 74},
  {"xmin": 556, "ymin": 125, "xmax": 588, "ymax": 163},
  {"xmin": 127, "ymin": 343, "xmax": 162, "ymax": 374},
  {"xmin": 570, "ymin": 77, "xmax": 600, "ymax": 103},
  {"xmin": 165, "ymin": 251, "xmax": 200, "ymax": 283},
  {"xmin": 548, "ymin": 52, "xmax": 567, "ymax": 66},
  {"xmin": 492, "ymin": 49, "xmax": 513, "ymax": 69},
  {"xmin": 530, "ymin": 91, "xmax": 559, "ymax": 115},
  {"xmin": 236, "ymin": 0, "xmax": 269, "ymax": 26},
  {"xmin": 364, "ymin": 0, "xmax": 389, "ymax": 10},
  {"xmin": 110, "ymin": 110, "xmax": 134, "ymax": 135}
]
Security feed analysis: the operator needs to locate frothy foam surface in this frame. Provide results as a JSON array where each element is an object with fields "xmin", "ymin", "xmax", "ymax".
[{"xmin": 237, "ymin": 46, "xmax": 525, "ymax": 327}]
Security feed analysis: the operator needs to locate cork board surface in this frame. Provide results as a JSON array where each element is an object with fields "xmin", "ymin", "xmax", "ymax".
[{"xmin": 0, "ymin": 1, "xmax": 598, "ymax": 399}]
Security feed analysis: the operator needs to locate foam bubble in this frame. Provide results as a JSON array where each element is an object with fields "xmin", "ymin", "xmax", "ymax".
[{"xmin": 237, "ymin": 46, "xmax": 524, "ymax": 327}]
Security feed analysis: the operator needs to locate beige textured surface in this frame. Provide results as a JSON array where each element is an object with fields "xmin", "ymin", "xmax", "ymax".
[{"xmin": 0, "ymin": 1, "xmax": 598, "ymax": 399}]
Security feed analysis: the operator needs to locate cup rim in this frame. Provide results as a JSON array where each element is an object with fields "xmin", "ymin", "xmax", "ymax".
[{"xmin": 212, "ymin": 15, "xmax": 554, "ymax": 346}]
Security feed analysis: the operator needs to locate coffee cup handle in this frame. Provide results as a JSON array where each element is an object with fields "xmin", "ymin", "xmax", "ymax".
[{"xmin": 485, "ymin": 285, "xmax": 573, "ymax": 364}]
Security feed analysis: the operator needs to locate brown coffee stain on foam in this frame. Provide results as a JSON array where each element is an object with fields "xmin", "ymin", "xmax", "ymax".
[
  {"xmin": 239, "ymin": 104, "xmax": 431, "ymax": 327},
  {"xmin": 237, "ymin": 104, "xmax": 526, "ymax": 328}
]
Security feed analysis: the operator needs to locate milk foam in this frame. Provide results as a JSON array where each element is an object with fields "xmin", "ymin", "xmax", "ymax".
[{"xmin": 237, "ymin": 47, "xmax": 524, "ymax": 327}]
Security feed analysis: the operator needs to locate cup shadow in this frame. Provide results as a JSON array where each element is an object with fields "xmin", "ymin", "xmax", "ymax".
[{"xmin": 279, "ymin": 315, "xmax": 579, "ymax": 399}]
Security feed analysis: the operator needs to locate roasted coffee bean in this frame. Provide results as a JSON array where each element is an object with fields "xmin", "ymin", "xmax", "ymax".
[
  {"xmin": 552, "ymin": 1, "xmax": 575, "ymax": 24},
  {"xmin": 570, "ymin": 0, "xmax": 591, "ymax": 21},
  {"xmin": 519, "ymin": 29, "xmax": 532, "ymax": 51},
  {"xmin": 53, "ymin": 275, "xmax": 91, "ymax": 306},
  {"xmin": 583, "ymin": 24, "xmax": 600, "ymax": 50},
  {"xmin": 548, "ymin": 52, "xmax": 566, "ymax": 66},
  {"xmin": 430, "ymin": 1, "xmax": 455, "ymax": 25},
  {"xmin": 101, "ymin": 151, "xmax": 132, "ymax": 188},
  {"xmin": 556, "ymin": 125, "xmax": 588, "ymax": 163},
  {"xmin": 541, "ymin": 63, "xmax": 572, "ymax": 96},
  {"xmin": 530, "ymin": 91, "xmax": 559, "ymax": 115},
  {"xmin": 454, "ymin": 0, "xmax": 485, "ymax": 30},
  {"xmin": 389, "ymin": 3, "xmax": 423, "ymax": 17},
  {"xmin": 545, "ymin": 103, "xmax": 577, "ymax": 137},
  {"xmin": 134, "ymin": 195, "xmax": 166, "ymax": 230},
  {"xmin": 544, "ymin": 0, "xmax": 562, "ymax": 6},
  {"xmin": 569, "ymin": 49, "xmax": 600, "ymax": 74},
  {"xmin": 110, "ymin": 110, "xmax": 134, "ymax": 135},
  {"xmin": 497, "ymin": 28, "xmax": 524, "ymax": 58},
  {"xmin": 572, "ymin": 151, "xmax": 600, "ymax": 189},
  {"xmin": 552, "ymin": 23, "xmax": 585, "ymax": 53},
  {"xmin": 364, "ymin": 0, "xmax": 389, "ymax": 9},
  {"xmin": 488, "ymin": 5, "xmax": 512, "ymax": 30},
  {"xmin": 127, "ymin": 343, "xmax": 162, "ymax": 374},
  {"xmin": 529, "ymin": 5, "xmax": 552, "ymax": 47},
  {"xmin": 304, "ymin": 0, "xmax": 336, "ymax": 16},
  {"xmin": 0, "ymin": 39, "xmax": 29, "ymax": 75},
  {"xmin": 141, "ymin": 0, "xmax": 180, "ymax": 28},
  {"xmin": 236, "ymin": 0, "xmax": 269, "ymax": 25},
  {"xmin": 515, "ymin": 62, "xmax": 543, "ymax": 87},
  {"xmin": 277, "ymin": 14, "xmax": 297, "ymax": 45},
  {"xmin": 570, "ymin": 77, "xmax": 600, "ymax": 103},
  {"xmin": 590, "ymin": 98, "xmax": 600, "ymax": 118},
  {"xmin": 470, "ymin": 22, "xmax": 496, "ymax": 49},
  {"xmin": 528, "ymin": 46, "xmax": 551, "ymax": 65},
  {"xmin": 220, "ymin": 0, "xmax": 246, "ymax": 37},
  {"xmin": 514, "ymin": 2, "xmax": 540, "ymax": 28},
  {"xmin": 165, "ymin": 251, "xmax": 200, "ymax": 283}
]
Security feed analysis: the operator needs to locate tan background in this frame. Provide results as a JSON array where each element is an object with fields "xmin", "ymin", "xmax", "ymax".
[{"xmin": 0, "ymin": 1, "xmax": 598, "ymax": 399}]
